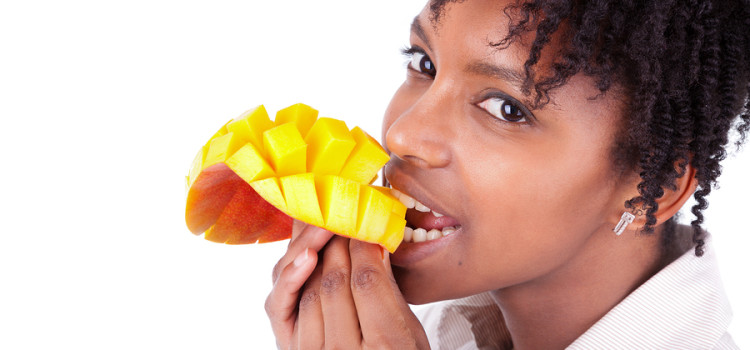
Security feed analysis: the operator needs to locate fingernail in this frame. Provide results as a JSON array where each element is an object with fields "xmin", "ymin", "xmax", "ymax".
[{"xmin": 293, "ymin": 249, "xmax": 309, "ymax": 267}]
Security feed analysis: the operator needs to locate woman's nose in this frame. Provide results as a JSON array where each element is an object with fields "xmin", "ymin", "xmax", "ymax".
[{"xmin": 384, "ymin": 87, "xmax": 453, "ymax": 169}]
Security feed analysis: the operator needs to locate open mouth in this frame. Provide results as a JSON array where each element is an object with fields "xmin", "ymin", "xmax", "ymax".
[{"xmin": 390, "ymin": 188, "xmax": 462, "ymax": 243}]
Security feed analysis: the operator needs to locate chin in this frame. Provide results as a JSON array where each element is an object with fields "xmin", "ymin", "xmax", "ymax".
[{"xmin": 393, "ymin": 266, "xmax": 449, "ymax": 305}]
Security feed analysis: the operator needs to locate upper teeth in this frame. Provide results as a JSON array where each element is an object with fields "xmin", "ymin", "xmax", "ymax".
[{"xmin": 390, "ymin": 189, "xmax": 444, "ymax": 217}]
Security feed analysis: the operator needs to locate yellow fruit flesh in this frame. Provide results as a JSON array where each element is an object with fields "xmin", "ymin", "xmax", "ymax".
[
  {"xmin": 204, "ymin": 132, "xmax": 246, "ymax": 168},
  {"xmin": 187, "ymin": 103, "xmax": 406, "ymax": 252},
  {"xmin": 226, "ymin": 105, "xmax": 274, "ymax": 153},
  {"xmin": 263, "ymin": 123, "xmax": 307, "ymax": 177},
  {"xmin": 280, "ymin": 173, "xmax": 324, "ymax": 227},
  {"xmin": 305, "ymin": 118, "xmax": 356, "ymax": 176},
  {"xmin": 225, "ymin": 143, "xmax": 275, "ymax": 184},
  {"xmin": 381, "ymin": 214, "xmax": 407, "ymax": 253},
  {"xmin": 275, "ymin": 103, "xmax": 318, "ymax": 138},
  {"xmin": 356, "ymin": 186, "xmax": 394, "ymax": 242},
  {"xmin": 249, "ymin": 177, "xmax": 287, "ymax": 212},
  {"xmin": 187, "ymin": 144, "xmax": 208, "ymax": 188},
  {"xmin": 339, "ymin": 127, "xmax": 391, "ymax": 184},
  {"xmin": 317, "ymin": 175, "xmax": 360, "ymax": 238}
]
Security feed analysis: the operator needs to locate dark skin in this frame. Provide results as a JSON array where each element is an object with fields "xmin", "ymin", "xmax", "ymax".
[{"xmin": 265, "ymin": 0, "xmax": 698, "ymax": 348}]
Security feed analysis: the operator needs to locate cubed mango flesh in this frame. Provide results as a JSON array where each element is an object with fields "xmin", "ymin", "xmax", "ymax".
[
  {"xmin": 275, "ymin": 103, "xmax": 318, "ymax": 138},
  {"xmin": 225, "ymin": 143, "xmax": 275, "ymax": 184},
  {"xmin": 317, "ymin": 175, "xmax": 360, "ymax": 237},
  {"xmin": 226, "ymin": 105, "xmax": 274, "ymax": 153},
  {"xmin": 373, "ymin": 186, "xmax": 407, "ymax": 218},
  {"xmin": 280, "ymin": 173, "xmax": 324, "ymax": 227},
  {"xmin": 204, "ymin": 132, "xmax": 246, "ymax": 169},
  {"xmin": 339, "ymin": 127, "xmax": 390, "ymax": 184},
  {"xmin": 185, "ymin": 103, "xmax": 404, "ymax": 251},
  {"xmin": 209, "ymin": 119, "xmax": 232, "ymax": 141},
  {"xmin": 249, "ymin": 177, "xmax": 287, "ymax": 212},
  {"xmin": 187, "ymin": 144, "xmax": 208, "ymax": 188},
  {"xmin": 356, "ymin": 185, "xmax": 394, "ymax": 242},
  {"xmin": 263, "ymin": 123, "xmax": 307, "ymax": 177},
  {"xmin": 305, "ymin": 118, "xmax": 356, "ymax": 176},
  {"xmin": 380, "ymin": 214, "xmax": 407, "ymax": 253}
]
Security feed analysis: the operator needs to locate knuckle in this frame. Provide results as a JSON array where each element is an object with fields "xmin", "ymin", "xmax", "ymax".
[
  {"xmin": 264, "ymin": 294, "xmax": 277, "ymax": 319},
  {"xmin": 272, "ymin": 262, "xmax": 282, "ymax": 283},
  {"xmin": 320, "ymin": 269, "xmax": 348, "ymax": 296},
  {"xmin": 351, "ymin": 265, "xmax": 382, "ymax": 292},
  {"xmin": 298, "ymin": 288, "xmax": 320, "ymax": 310}
]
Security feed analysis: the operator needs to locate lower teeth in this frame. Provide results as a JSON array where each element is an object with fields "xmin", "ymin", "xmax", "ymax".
[{"xmin": 403, "ymin": 226, "xmax": 459, "ymax": 243}]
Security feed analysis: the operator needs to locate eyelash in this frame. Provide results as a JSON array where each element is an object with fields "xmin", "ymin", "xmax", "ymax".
[
  {"xmin": 401, "ymin": 46, "xmax": 436, "ymax": 77},
  {"xmin": 401, "ymin": 46, "xmax": 532, "ymax": 126},
  {"xmin": 477, "ymin": 96, "xmax": 531, "ymax": 125}
]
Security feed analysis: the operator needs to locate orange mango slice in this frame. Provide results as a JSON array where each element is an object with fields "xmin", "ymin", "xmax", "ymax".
[{"xmin": 185, "ymin": 103, "xmax": 405, "ymax": 252}]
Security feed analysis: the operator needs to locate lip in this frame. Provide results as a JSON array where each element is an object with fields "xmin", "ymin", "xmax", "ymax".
[
  {"xmin": 385, "ymin": 162, "xmax": 463, "ymax": 266},
  {"xmin": 385, "ymin": 167, "xmax": 456, "ymax": 225},
  {"xmin": 390, "ymin": 226, "xmax": 461, "ymax": 266}
]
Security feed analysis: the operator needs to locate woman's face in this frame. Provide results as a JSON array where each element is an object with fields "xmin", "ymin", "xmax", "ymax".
[{"xmin": 383, "ymin": 0, "xmax": 635, "ymax": 304}]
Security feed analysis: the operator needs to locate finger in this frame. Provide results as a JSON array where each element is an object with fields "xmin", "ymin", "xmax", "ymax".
[
  {"xmin": 296, "ymin": 258, "xmax": 325, "ymax": 349},
  {"xmin": 291, "ymin": 219, "xmax": 307, "ymax": 241},
  {"xmin": 265, "ymin": 248, "xmax": 317, "ymax": 350},
  {"xmin": 349, "ymin": 240, "xmax": 420, "ymax": 347},
  {"xmin": 272, "ymin": 224, "xmax": 333, "ymax": 284},
  {"xmin": 319, "ymin": 237, "xmax": 361, "ymax": 348}
]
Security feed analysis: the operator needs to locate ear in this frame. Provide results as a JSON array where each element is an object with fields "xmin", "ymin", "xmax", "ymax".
[
  {"xmin": 609, "ymin": 161, "xmax": 698, "ymax": 233},
  {"xmin": 650, "ymin": 162, "xmax": 698, "ymax": 226}
]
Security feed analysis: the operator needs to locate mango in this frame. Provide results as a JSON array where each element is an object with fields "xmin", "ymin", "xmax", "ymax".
[
  {"xmin": 263, "ymin": 123, "xmax": 307, "ymax": 177},
  {"xmin": 185, "ymin": 103, "xmax": 406, "ymax": 252},
  {"xmin": 275, "ymin": 103, "xmax": 318, "ymax": 138},
  {"xmin": 305, "ymin": 118, "xmax": 356, "ymax": 175},
  {"xmin": 339, "ymin": 127, "xmax": 391, "ymax": 184},
  {"xmin": 317, "ymin": 175, "xmax": 360, "ymax": 238},
  {"xmin": 226, "ymin": 105, "xmax": 274, "ymax": 153},
  {"xmin": 280, "ymin": 173, "xmax": 324, "ymax": 227}
]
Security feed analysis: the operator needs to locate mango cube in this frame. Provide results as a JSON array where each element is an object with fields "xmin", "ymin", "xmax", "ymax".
[
  {"xmin": 373, "ymin": 186, "xmax": 407, "ymax": 218},
  {"xmin": 356, "ymin": 185, "xmax": 394, "ymax": 242},
  {"xmin": 280, "ymin": 173, "xmax": 324, "ymax": 227},
  {"xmin": 380, "ymin": 214, "xmax": 406, "ymax": 253},
  {"xmin": 204, "ymin": 132, "xmax": 246, "ymax": 168},
  {"xmin": 263, "ymin": 123, "xmax": 307, "ymax": 177},
  {"xmin": 225, "ymin": 143, "xmax": 275, "ymax": 184},
  {"xmin": 249, "ymin": 177, "xmax": 287, "ymax": 212},
  {"xmin": 305, "ymin": 118, "xmax": 356, "ymax": 175},
  {"xmin": 339, "ymin": 127, "xmax": 390, "ymax": 184},
  {"xmin": 227, "ymin": 105, "xmax": 274, "ymax": 153},
  {"xmin": 209, "ymin": 119, "xmax": 232, "ymax": 141},
  {"xmin": 275, "ymin": 103, "xmax": 318, "ymax": 138},
  {"xmin": 187, "ymin": 144, "xmax": 208, "ymax": 188},
  {"xmin": 317, "ymin": 175, "xmax": 359, "ymax": 237}
]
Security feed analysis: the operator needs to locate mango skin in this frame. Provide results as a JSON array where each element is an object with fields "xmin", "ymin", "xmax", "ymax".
[
  {"xmin": 185, "ymin": 103, "xmax": 405, "ymax": 252},
  {"xmin": 185, "ymin": 163, "xmax": 293, "ymax": 243}
]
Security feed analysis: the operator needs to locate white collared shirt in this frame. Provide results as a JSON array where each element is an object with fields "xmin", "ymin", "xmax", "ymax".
[{"xmin": 416, "ymin": 238, "xmax": 738, "ymax": 349}]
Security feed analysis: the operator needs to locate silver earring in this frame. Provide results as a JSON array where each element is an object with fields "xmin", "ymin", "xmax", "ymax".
[{"xmin": 613, "ymin": 212, "xmax": 635, "ymax": 236}]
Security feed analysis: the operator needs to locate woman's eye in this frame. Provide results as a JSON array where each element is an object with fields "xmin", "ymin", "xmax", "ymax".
[
  {"xmin": 478, "ymin": 97, "xmax": 528, "ymax": 123},
  {"xmin": 407, "ymin": 51, "xmax": 436, "ymax": 77}
]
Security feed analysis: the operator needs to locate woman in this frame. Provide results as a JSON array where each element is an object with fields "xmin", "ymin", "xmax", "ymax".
[{"xmin": 265, "ymin": 0, "xmax": 749, "ymax": 348}]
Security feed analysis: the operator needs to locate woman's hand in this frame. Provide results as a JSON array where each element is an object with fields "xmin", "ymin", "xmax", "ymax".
[
  {"xmin": 266, "ymin": 224, "xmax": 429, "ymax": 349},
  {"xmin": 265, "ymin": 220, "xmax": 334, "ymax": 349}
]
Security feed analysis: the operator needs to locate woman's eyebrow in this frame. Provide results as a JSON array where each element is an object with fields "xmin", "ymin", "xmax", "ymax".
[
  {"xmin": 410, "ymin": 17, "xmax": 433, "ymax": 50},
  {"xmin": 465, "ymin": 61, "xmax": 526, "ymax": 91}
]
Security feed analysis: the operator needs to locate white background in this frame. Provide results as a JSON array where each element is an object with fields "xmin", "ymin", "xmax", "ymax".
[{"xmin": 0, "ymin": 1, "xmax": 747, "ymax": 349}]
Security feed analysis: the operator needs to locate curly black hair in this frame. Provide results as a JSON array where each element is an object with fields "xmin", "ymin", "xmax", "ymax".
[{"xmin": 430, "ymin": 0, "xmax": 750, "ymax": 256}]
